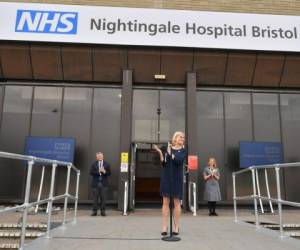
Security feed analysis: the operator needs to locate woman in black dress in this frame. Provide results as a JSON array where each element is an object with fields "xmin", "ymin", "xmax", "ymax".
[{"xmin": 154, "ymin": 131, "xmax": 186, "ymax": 236}]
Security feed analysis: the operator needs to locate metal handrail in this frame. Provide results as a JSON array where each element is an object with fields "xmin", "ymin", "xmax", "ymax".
[
  {"xmin": 188, "ymin": 181, "xmax": 197, "ymax": 216},
  {"xmin": 0, "ymin": 151, "xmax": 80, "ymax": 250},
  {"xmin": 233, "ymin": 162, "xmax": 300, "ymax": 238}
]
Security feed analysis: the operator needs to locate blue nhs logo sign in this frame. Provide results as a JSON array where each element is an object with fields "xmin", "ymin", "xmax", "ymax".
[{"xmin": 15, "ymin": 10, "xmax": 78, "ymax": 34}]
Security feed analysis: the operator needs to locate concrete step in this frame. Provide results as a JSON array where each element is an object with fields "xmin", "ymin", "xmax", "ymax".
[
  {"xmin": 0, "ymin": 231, "xmax": 44, "ymax": 239},
  {"xmin": 263, "ymin": 224, "xmax": 300, "ymax": 231},
  {"xmin": 0, "ymin": 238, "xmax": 32, "ymax": 250},
  {"xmin": 0, "ymin": 243, "xmax": 19, "ymax": 249},
  {"xmin": 284, "ymin": 231, "xmax": 300, "ymax": 237},
  {"xmin": 0, "ymin": 236, "xmax": 31, "ymax": 246},
  {"xmin": 0, "ymin": 223, "xmax": 47, "ymax": 231}
]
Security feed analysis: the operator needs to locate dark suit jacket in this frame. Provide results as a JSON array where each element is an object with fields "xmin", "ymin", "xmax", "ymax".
[{"xmin": 90, "ymin": 160, "xmax": 111, "ymax": 188}]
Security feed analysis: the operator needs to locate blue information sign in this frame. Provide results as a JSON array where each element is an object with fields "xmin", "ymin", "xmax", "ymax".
[
  {"xmin": 25, "ymin": 136, "xmax": 75, "ymax": 164},
  {"xmin": 239, "ymin": 141, "xmax": 283, "ymax": 168}
]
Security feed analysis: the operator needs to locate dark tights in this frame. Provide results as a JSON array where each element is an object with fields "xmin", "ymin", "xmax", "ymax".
[{"xmin": 208, "ymin": 201, "xmax": 216, "ymax": 214}]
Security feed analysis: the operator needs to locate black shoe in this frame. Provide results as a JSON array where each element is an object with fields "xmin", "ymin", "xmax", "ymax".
[
  {"xmin": 209, "ymin": 212, "xmax": 213, "ymax": 216},
  {"xmin": 173, "ymin": 228, "xmax": 179, "ymax": 235},
  {"xmin": 91, "ymin": 212, "xmax": 97, "ymax": 216},
  {"xmin": 213, "ymin": 212, "xmax": 218, "ymax": 216},
  {"xmin": 101, "ymin": 211, "xmax": 106, "ymax": 216},
  {"xmin": 161, "ymin": 231, "xmax": 167, "ymax": 236}
]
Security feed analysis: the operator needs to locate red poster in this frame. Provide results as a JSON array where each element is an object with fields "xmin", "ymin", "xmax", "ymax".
[{"xmin": 188, "ymin": 155, "xmax": 198, "ymax": 170}]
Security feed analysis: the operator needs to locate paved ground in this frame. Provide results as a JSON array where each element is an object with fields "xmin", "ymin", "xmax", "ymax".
[{"xmin": 18, "ymin": 208, "xmax": 300, "ymax": 250}]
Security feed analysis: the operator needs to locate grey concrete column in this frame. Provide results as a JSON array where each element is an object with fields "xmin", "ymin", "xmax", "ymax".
[
  {"xmin": 186, "ymin": 72, "xmax": 198, "ymax": 209},
  {"xmin": 118, "ymin": 70, "xmax": 133, "ymax": 210}
]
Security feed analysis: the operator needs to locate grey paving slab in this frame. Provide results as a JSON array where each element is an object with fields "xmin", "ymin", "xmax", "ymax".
[{"xmin": 24, "ymin": 210, "xmax": 300, "ymax": 250}]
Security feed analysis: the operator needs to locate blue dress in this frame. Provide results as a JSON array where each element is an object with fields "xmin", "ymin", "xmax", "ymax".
[{"xmin": 160, "ymin": 147, "xmax": 187, "ymax": 200}]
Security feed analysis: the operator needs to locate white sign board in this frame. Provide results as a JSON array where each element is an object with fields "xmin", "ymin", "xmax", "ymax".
[
  {"xmin": 1, "ymin": 2, "xmax": 300, "ymax": 51},
  {"xmin": 120, "ymin": 163, "xmax": 128, "ymax": 173}
]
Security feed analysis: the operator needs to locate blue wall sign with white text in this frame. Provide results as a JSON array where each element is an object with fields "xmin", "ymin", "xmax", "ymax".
[
  {"xmin": 25, "ymin": 136, "xmax": 75, "ymax": 164},
  {"xmin": 15, "ymin": 10, "xmax": 78, "ymax": 34},
  {"xmin": 239, "ymin": 141, "xmax": 283, "ymax": 168}
]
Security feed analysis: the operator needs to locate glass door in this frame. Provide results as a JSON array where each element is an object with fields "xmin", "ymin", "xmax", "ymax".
[{"xmin": 131, "ymin": 88, "xmax": 186, "ymax": 206}]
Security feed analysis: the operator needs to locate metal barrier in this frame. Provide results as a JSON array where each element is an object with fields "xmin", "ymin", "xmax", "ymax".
[
  {"xmin": 188, "ymin": 181, "xmax": 197, "ymax": 216},
  {"xmin": 233, "ymin": 162, "xmax": 300, "ymax": 237},
  {"xmin": 123, "ymin": 181, "xmax": 128, "ymax": 216},
  {"xmin": 0, "ymin": 151, "xmax": 80, "ymax": 250}
]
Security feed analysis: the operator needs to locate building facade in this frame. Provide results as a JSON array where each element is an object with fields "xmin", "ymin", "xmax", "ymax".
[{"xmin": 0, "ymin": 0, "xmax": 300, "ymax": 209}]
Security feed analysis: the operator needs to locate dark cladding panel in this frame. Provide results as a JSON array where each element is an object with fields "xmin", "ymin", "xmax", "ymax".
[
  {"xmin": 62, "ymin": 45, "xmax": 93, "ymax": 81},
  {"xmin": 0, "ymin": 43, "xmax": 32, "ymax": 79},
  {"xmin": 161, "ymin": 49, "xmax": 193, "ymax": 84},
  {"xmin": 186, "ymin": 73, "xmax": 198, "ymax": 209},
  {"xmin": 225, "ymin": 52, "xmax": 256, "ymax": 86},
  {"xmin": 118, "ymin": 70, "xmax": 132, "ymax": 210},
  {"xmin": 252, "ymin": 53, "xmax": 284, "ymax": 87},
  {"xmin": 92, "ymin": 47, "xmax": 127, "ymax": 82},
  {"xmin": 194, "ymin": 51, "xmax": 227, "ymax": 85},
  {"xmin": 280, "ymin": 55, "xmax": 300, "ymax": 87},
  {"xmin": 31, "ymin": 44, "xmax": 63, "ymax": 80},
  {"xmin": 128, "ymin": 48, "xmax": 160, "ymax": 83}
]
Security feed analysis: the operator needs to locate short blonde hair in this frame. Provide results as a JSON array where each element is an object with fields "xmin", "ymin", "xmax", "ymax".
[
  {"xmin": 172, "ymin": 131, "xmax": 185, "ymax": 145},
  {"xmin": 208, "ymin": 157, "xmax": 217, "ymax": 167}
]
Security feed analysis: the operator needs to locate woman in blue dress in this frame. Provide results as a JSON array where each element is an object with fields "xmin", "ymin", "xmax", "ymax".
[{"xmin": 154, "ymin": 131, "xmax": 186, "ymax": 236}]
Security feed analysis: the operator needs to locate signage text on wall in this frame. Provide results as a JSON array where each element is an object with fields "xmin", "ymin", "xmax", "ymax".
[{"xmin": 1, "ymin": 2, "xmax": 300, "ymax": 52}]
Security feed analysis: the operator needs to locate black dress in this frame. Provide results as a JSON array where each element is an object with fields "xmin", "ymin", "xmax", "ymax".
[{"xmin": 160, "ymin": 147, "xmax": 187, "ymax": 200}]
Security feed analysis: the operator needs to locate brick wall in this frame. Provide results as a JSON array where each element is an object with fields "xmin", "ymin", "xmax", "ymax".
[{"xmin": 1, "ymin": 0, "xmax": 300, "ymax": 15}]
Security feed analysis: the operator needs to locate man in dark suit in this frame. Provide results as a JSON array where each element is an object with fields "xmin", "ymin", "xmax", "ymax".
[{"xmin": 90, "ymin": 152, "xmax": 111, "ymax": 216}]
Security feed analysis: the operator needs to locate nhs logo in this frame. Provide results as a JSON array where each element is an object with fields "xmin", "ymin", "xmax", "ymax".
[{"xmin": 15, "ymin": 10, "xmax": 78, "ymax": 34}]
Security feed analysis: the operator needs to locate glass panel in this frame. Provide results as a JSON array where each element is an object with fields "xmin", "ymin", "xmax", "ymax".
[
  {"xmin": 253, "ymin": 93, "xmax": 280, "ymax": 141},
  {"xmin": 281, "ymin": 94, "xmax": 300, "ymax": 201},
  {"xmin": 31, "ymin": 87, "xmax": 63, "ymax": 136},
  {"xmin": 58, "ymin": 87, "xmax": 93, "ymax": 199},
  {"xmin": 132, "ymin": 89, "xmax": 158, "ymax": 142},
  {"xmin": 0, "ymin": 86, "xmax": 32, "ymax": 200},
  {"xmin": 160, "ymin": 90, "xmax": 185, "ymax": 142},
  {"xmin": 252, "ymin": 93, "xmax": 280, "ymax": 198},
  {"xmin": 197, "ymin": 91, "xmax": 225, "ymax": 200},
  {"xmin": 90, "ymin": 88, "xmax": 121, "ymax": 201},
  {"xmin": 0, "ymin": 86, "xmax": 3, "ymax": 126},
  {"xmin": 30, "ymin": 87, "xmax": 63, "ymax": 199},
  {"xmin": 224, "ymin": 92, "xmax": 253, "ymax": 200},
  {"xmin": 281, "ymin": 94, "xmax": 300, "ymax": 121}
]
